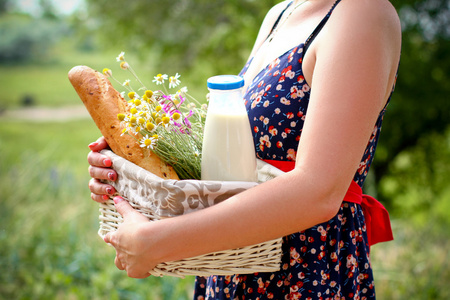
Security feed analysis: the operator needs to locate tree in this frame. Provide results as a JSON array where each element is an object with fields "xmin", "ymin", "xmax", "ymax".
[
  {"xmin": 371, "ymin": 0, "xmax": 450, "ymax": 200},
  {"xmin": 84, "ymin": 0, "xmax": 277, "ymax": 73},
  {"xmin": 0, "ymin": 0, "xmax": 9, "ymax": 14},
  {"xmin": 84, "ymin": 0, "xmax": 450, "ymax": 205}
]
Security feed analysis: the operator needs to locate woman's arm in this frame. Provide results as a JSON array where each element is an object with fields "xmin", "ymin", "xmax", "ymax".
[{"xmin": 105, "ymin": 0, "xmax": 402, "ymax": 278}]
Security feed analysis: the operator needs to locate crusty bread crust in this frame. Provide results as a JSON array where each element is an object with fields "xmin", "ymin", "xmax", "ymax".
[{"xmin": 68, "ymin": 65, "xmax": 179, "ymax": 180}]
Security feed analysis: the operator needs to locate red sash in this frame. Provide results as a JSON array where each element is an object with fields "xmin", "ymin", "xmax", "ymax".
[{"xmin": 263, "ymin": 159, "xmax": 394, "ymax": 247}]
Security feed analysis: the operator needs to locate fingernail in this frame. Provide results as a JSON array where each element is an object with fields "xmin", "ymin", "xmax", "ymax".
[
  {"xmin": 113, "ymin": 196, "xmax": 123, "ymax": 205},
  {"xmin": 106, "ymin": 187, "xmax": 113, "ymax": 195},
  {"xmin": 88, "ymin": 142, "xmax": 98, "ymax": 149},
  {"xmin": 108, "ymin": 172, "xmax": 116, "ymax": 181},
  {"xmin": 103, "ymin": 158, "xmax": 112, "ymax": 167},
  {"xmin": 102, "ymin": 194, "xmax": 110, "ymax": 201}
]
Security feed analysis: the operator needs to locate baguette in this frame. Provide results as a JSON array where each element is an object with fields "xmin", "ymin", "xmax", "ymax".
[{"xmin": 68, "ymin": 65, "xmax": 179, "ymax": 180}]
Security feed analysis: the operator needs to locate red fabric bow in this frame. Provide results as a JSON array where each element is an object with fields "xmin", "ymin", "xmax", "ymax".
[{"xmin": 263, "ymin": 159, "xmax": 394, "ymax": 247}]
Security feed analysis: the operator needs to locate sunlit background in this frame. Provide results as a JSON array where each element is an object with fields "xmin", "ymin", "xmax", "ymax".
[{"xmin": 0, "ymin": 0, "xmax": 449, "ymax": 299}]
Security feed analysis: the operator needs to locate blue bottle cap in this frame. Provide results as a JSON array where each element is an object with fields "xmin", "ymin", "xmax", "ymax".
[{"xmin": 207, "ymin": 75, "xmax": 244, "ymax": 90}]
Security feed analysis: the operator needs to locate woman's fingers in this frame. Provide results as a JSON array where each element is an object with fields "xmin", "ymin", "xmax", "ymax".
[
  {"xmin": 87, "ymin": 137, "xmax": 116, "ymax": 203},
  {"xmin": 89, "ymin": 178, "xmax": 116, "ymax": 202},
  {"xmin": 90, "ymin": 192, "xmax": 109, "ymax": 203},
  {"xmin": 87, "ymin": 151, "xmax": 113, "ymax": 168},
  {"xmin": 114, "ymin": 255, "xmax": 125, "ymax": 271},
  {"xmin": 88, "ymin": 165, "xmax": 117, "ymax": 181},
  {"xmin": 88, "ymin": 136, "xmax": 109, "ymax": 152}
]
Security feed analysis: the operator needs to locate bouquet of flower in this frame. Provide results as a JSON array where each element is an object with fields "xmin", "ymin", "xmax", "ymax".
[{"xmin": 102, "ymin": 52, "xmax": 207, "ymax": 180}]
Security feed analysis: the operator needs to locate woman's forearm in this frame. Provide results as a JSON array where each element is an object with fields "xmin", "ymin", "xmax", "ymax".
[{"xmin": 145, "ymin": 167, "xmax": 350, "ymax": 265}]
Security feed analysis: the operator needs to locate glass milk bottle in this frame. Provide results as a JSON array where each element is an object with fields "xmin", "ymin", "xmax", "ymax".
[{"xmin": 201, "ymin": 75, "xmax": 257, "ymax": 182}]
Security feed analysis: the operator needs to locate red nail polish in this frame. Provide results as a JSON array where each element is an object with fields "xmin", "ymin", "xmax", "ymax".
[
  {"xmin": 102, "ymin": 195, "xmax": 110, "ymax": 200},
  {"xmin": 108, "ymin": 172, "xmax": 116, "ymax": 181},
  {"xmin": 106, "ymin": 187, "xmax": 113, "ymax": 195},
  {"xmin": 88, "ymin": 142, "xmax": 98, "ymax": 149},
  {"xmin": 104, "ymin": 158, "xmax": 112, "ymax": 167}
]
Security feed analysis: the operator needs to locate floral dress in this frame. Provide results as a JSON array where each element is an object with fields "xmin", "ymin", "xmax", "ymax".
[{"xmin": 194, "ymin": 0, "xmax": 394, "ymax": 299}]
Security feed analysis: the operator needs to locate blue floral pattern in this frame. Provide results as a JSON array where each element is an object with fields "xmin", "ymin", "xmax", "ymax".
[{"xmin": 193, "ymin": 0, "xmax": 394, "ymax": 298}]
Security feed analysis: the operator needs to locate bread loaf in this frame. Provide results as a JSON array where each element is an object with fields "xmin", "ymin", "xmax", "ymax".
[{"xmin": 68, "ymin": 65, "xmax": 179, "ymax": 180}]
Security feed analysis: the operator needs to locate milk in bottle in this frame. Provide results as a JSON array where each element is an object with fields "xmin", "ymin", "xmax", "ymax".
[{"xmin": 201, "ymin": 75, "xmax": 257, "ymax": 182}]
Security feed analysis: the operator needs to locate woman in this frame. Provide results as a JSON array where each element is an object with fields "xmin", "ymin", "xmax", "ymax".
[{"xmin": 87, "ymin": 0, "xmax": 401, "ymax": 298}]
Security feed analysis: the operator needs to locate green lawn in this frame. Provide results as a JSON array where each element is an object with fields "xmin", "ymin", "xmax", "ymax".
[
  {"xmin": 0, "ymin": 119, "xmax": 195, "ymax": 299},
  {"xmin": 0, "ymin": 37, "xmax": 208, "ymax": 110}
]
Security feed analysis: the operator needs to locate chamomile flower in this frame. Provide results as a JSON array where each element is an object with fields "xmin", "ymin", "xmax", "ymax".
[
  {"xmin": 117, "ymin": 113, "xmax": 126, "ymax": 121},
  {"xmin": 102, "ymin": 68, "xmax": 112, "ymax": 77},
  {"xmin": 161, "ymin": 116, "xmax": 172, "ymax": 128},
  {"xmin": 120, "ymin": 61, "xmax": 129, "ymax": 70},
  {"xmin": 169, "ymin": 73, "xmax": 181, "ymax": 89},
  {"xmin": 153, "ymin": 74, "xmax": 168, "ymax": 85},
  {"xmin": 128, "ymin": 91, "xmax": 136, "ymax": 99},
  {"xmin": 120, "ymin": 127, "xmax": 128, "ymax": 136},
  {"xmin": 116, "ymin": 51, "xmax": 125, "ymax": 61},
  {"xmin": 103, "ymin": 52, "xmax": 207, "ymax": 179},
  {"xmin": 146, "ymin": 122, "xmax": 156, "ymax": 131},
  {"xmin": 130, "ymin": 107, "xmax": 138, "ymax": 115},
  {"xmin": 140, "ymin": 135, "xmax": 157, "ymax": 149}
]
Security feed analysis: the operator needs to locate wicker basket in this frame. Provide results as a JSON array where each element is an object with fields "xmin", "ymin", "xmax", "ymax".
[{"xmin": 98, "ymin": 150, "xmax": 284, "ymax": 278}]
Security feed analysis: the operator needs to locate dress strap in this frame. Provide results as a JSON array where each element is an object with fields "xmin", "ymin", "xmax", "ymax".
[
  {"xmin": 267, "ymin": 1, "xmax": 294, "ymax": 40},
  {"xmin": 303, "ymin": 0, "xmax": 342, "ymax": 55}
]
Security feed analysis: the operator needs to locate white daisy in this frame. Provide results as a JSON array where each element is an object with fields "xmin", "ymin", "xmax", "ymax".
[
  {"xmin": 116, "ymin": 51, "xmax": 125, "ymax": 61},
  {"xmin": 139, "ymin": 135, "xmax": 157, "ymax": 149},
  {"xmin": 153, "ymin": 74, "xmax": 168, "ymax": 85},
  {"xmin": 169, "ymin": 73, "xmax": 181, "ymax": 89}
]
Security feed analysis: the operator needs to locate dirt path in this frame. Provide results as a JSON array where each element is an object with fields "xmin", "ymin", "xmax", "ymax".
[{"xmin": 0, "ymin": 105, "xmax": 90, "ymax": 122}]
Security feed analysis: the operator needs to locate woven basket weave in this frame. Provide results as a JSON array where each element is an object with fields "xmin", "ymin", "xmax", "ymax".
[{"xmin": 98, "ymin": 150, "xmax": 284, "ymax": 277}]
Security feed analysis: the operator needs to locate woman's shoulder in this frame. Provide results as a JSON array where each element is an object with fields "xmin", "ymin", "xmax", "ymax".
[
  {"xmin": 322, "ymin": 0, "xmax": 401, "ymax": 54},
  {"xmin": 333, "ymin": 0, "xmax": 401, "ymax": 33}
]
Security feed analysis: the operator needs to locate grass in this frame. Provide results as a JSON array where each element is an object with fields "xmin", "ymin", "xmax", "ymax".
[
  {"xmin": 0, "ymin": 37, "xmax": 209, "ymax": 110},
  {"xmin": 371, "ymin": 221, "xmax": 450, "ymax": 299},
  {"xmin": 1, "ymin": 118, "xmax": 448, "ymax": 299},
  {"xmin": 0, "ymin": 119, "xmax": 195, "ymax": 299}
]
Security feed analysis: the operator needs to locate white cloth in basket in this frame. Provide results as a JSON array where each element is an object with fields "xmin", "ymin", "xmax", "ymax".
[{"xmin": 98, "ymin": 149, "xmax": 286, "ymax": 277}]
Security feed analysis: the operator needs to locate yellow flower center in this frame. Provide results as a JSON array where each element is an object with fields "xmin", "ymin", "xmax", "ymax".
[
  {"xmin": 128, "ymin": 92, "xmax": 135, "ymax": 99},
  {"xmin": 145, "ymin": 90, "xmax": 154, "ymax": 98},
  {"xmin": 130, "ymin": 108, "xmax": 138, "ymax": 114},
  {"xmin": 117, "ymin": 113, "xmax": 126, "ymax": 121},
  {"xmin": 146, "ymin": 122, "xmax": 155, "ymax": 131},
  {"xmin": 162, "ymin": 117, "xmax": 170, "ymax": 124},
  {"xmin": 102, "ymin": 68, "xmax": 112, "ymax": 77},
  {"xmin": 172, "ymin": 113, "xmax": 181, "ymax": 120},
  {"xmin": 144, "ymin": 139, "xmax": 152, "ymax": 146},
  {"xmin": 120, "ymin": 61, "xmax": 129, "ymax": 70}
]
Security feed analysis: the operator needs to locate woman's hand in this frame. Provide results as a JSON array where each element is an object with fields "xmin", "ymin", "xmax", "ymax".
[
  {"xmin": 104, "ymin": 196, "xmax": 157, "ymax": 278},
  {"xmin": 87, "ymin": 136, "xmax": 117, "ymax": 203}
]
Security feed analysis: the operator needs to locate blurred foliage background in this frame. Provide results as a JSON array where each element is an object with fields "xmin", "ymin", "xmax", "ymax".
[{"xmin": 0, "ymin": 0, "xmax": 448, "ymax": 299}]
